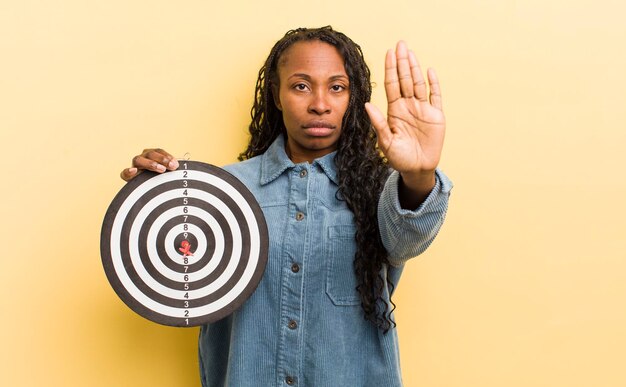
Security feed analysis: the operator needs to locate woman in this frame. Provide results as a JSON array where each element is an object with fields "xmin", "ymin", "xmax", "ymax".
[{"xmin": 121, "ymin": 26, "xmax": 452, "ymax": 387}]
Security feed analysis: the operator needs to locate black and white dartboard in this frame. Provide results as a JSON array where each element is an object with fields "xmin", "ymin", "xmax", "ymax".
[{"xmin": 100, "ymin": 161, "xmax": 268, "ymax": 327}]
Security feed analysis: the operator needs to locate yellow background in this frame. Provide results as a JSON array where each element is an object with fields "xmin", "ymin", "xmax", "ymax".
[{"xmin": 1, "ymin": 0, "xmax": 625, "ymax": 386}]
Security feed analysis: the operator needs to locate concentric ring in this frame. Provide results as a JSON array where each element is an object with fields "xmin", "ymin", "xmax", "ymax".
[{"xmin": 100, "ymin": 161, "xmax": 268, "ymax": 326}]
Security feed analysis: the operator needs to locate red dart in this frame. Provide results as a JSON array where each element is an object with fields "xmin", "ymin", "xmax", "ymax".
[{"xmin": 179, "ymin": 240, "xmax": 194, "ymax": 256}]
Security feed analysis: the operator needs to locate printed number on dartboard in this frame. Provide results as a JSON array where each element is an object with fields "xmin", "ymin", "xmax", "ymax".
[{"xmin": 182, "ymin": 162, "xmax": 190, "ymax": 325}]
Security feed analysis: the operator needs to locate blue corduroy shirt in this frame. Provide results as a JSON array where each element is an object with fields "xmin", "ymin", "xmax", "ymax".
[{"xmin": 199, "ymin": 135, "xmax": 453, "ymax": 386}]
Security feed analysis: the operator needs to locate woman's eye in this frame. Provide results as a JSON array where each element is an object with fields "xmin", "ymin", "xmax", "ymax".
[
  {"xmin": 331, "ymin": 85, "xmax": 346, "ymax": 92},
  {"xmin": 295, "ymin": 84, "xmax": 308, "ymax": 91}
]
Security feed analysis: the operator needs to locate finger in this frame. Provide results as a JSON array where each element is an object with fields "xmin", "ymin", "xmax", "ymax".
[
  {"xmin": 120, "ymin": 167, "xmax": 141, "ymax": 182},
  {"xmin": 142, "ymin": 148, "xmax": 179, "ymax": 170},
  {"xmin": 408, "ymin": 50, "xmax": 427, "ymax": 102},
  {"xmin": 132, "ymin": 155, "xmax": 168, "ymax": 173},
  {"xmin": 365, "ymin": 102, "xmax": 393, "ymax": 151},
  {"xmin": 395, "ymin": 41, "xmax": 414, "ymax": 98},
  {"xmin": 427, "ymin": 68, "xmax": 443, "ymax": 110},
  {"xmin": 384, "ymin": 49, "xmax": 401, "ymax": 103}
]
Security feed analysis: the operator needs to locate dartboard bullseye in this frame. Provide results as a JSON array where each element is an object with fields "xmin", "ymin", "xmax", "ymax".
[{"xmin": 100, "ymin": 161, "xmax": 268, "ymax": 327}]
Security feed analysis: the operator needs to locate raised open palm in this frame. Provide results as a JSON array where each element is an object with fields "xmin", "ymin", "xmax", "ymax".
[{"xmin": 365, "ymin": 41, "xmax": 445, "ymax": 176}]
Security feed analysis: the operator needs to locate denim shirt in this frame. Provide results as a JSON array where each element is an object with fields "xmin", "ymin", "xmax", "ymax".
[{"xmin": 199, "ymin": 135, "xmax": 453, "ymax": 387}]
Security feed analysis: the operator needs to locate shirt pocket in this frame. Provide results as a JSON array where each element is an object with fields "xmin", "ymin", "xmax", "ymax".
[{"xmin": 325, "ymin": 225, "xmax": 361, "ymax": 306}]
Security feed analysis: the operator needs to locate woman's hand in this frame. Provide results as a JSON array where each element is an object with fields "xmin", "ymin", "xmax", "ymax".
[
  {"xmin": 120, "ymin": 148, "xmax": 179, "ymax": 181},
  {"xmin": 365, "ymin": 41, "xmax": 445, "ymax": 203}
]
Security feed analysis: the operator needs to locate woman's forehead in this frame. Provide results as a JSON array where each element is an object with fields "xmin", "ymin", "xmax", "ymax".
[{"xmin": 277, "ymin": 40, "xmax": 346, "ymax": 76}]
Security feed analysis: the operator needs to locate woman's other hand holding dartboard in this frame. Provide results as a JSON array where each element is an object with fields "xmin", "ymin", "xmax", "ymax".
[{"xmin": 120, "ymin": 148, "xmax": 179, "ymax": 181}]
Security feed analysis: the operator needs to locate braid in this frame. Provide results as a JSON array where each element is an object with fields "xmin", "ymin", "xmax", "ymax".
[{"xmin": 241, "ymin": 26, "xmax": 397, "ymax": 332}]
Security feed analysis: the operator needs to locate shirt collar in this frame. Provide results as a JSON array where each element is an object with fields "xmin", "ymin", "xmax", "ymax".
[
  {"xmin": 314, "ymin": 150, "xmax": 339, "ymax": 185},
  {"xmin": 260, "ymin": 134, "xmax": 339, "ymax": 186}
]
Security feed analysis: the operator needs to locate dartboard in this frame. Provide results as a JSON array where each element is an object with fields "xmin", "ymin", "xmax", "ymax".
[{"xmin": 100, "ymin": 161, "xmax": 268, "ymax": 327}]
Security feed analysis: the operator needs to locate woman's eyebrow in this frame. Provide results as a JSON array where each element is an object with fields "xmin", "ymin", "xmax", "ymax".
[{"xmin": 287, "ymin": 73, "xmax": 349, "ymax": 81}]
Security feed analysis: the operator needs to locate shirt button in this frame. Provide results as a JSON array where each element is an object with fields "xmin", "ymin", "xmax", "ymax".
[
  {"xmin": 285, "ymin": 376, "xmax": 295, "ymax": 385},
  {"xmin": 291, "ymin": 263, "xmax": 300, "ymax": 273},
  {"xmin": 295, "ymin": 212, "xmax": 305, "ymax": 221},
  {"xmin": 299, "ymin": 169, "xmax": 307, "ymax": 178},
  {"xmin": 288, "ymin": 320, "xmax": 298, "ymax": 329}
]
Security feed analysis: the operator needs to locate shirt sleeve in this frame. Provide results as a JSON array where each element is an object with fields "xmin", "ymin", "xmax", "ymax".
[{"xmin": 377, "ymin": 168, "xmax": 453, "ymax": 266}]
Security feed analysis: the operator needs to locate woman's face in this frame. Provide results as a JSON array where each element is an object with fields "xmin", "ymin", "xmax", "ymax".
[{"xmin": 274, "ymin": 40, "xmax": 350, "ymax": 163}]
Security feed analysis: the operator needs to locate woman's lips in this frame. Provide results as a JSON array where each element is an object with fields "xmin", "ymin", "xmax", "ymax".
[{"xmin": 302, "ymin": 121, "xmax": 335, "ymax": 136}]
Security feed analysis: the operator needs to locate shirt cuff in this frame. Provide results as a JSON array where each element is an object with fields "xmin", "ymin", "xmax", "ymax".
[
  {"xmin": 385, "ymin": 169, "xmax": 452, "ymax": 217},
  {"xmin": 378, "ymin": 168, "xmax": 453, "ymax": 265}
]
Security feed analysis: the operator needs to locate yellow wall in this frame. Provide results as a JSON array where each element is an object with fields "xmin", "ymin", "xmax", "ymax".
[{"xmin": 1, "ymin": 1, "xmax": 625, "ymax": 386}]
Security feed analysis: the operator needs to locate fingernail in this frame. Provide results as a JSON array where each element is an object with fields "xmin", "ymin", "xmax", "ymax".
[
  {"xmin": 156, "ymin": 164, "xmax": 166, "ymax": 172},
  {"xmin": 169, "ymin": 159, "xmax": 179, "ymax": 170},
  {"xmin": 129, "ymin": 167, "xmax": 137, "ymax": 174}
]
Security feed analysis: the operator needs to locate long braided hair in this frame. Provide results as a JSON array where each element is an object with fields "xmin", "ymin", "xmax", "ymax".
[{"xmin": 239, "ymin": 26, "xmax": 396, "ymax": 331}]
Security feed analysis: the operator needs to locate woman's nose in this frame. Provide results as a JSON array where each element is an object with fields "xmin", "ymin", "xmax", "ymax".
[{"xmin": 307, "ymin": 90, "xmax": 331, "ymax": 115}]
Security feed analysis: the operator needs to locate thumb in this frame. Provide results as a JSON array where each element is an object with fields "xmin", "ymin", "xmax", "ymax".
[
  {"xmin": 365, "ymin": 102, "xmax": 392, "ymax": 149},
  {"xmin": 120, "ymin": 167, "xmax": 140, "ymax": 182}
]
